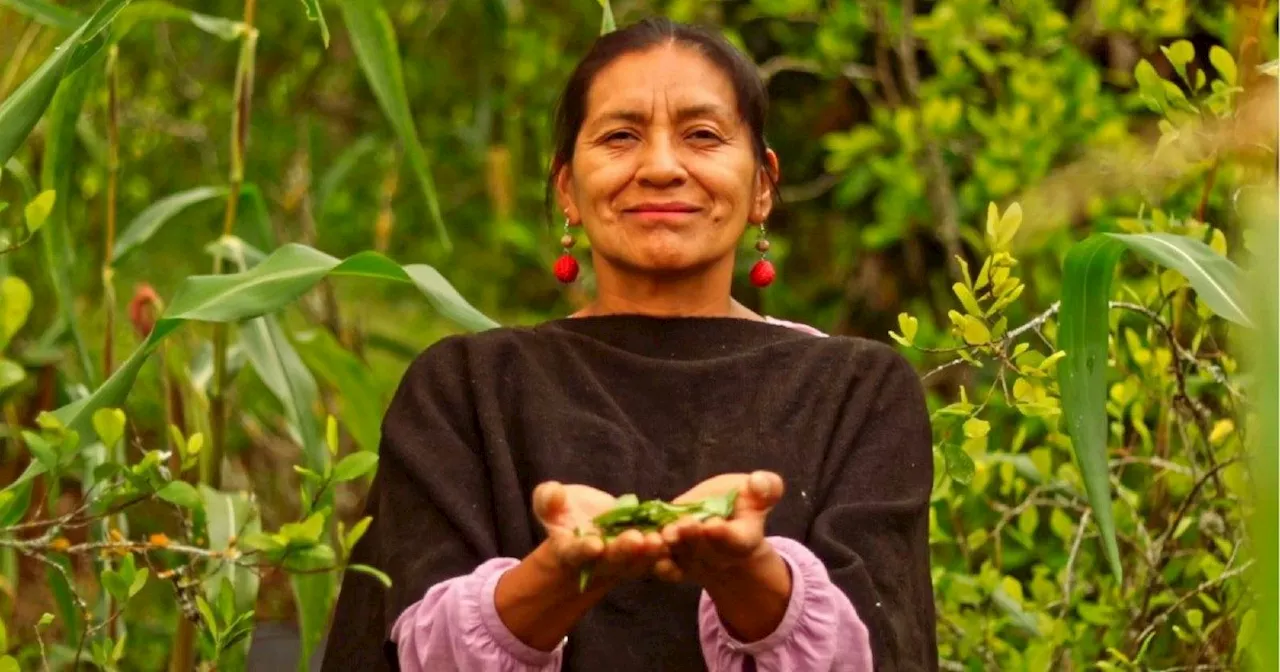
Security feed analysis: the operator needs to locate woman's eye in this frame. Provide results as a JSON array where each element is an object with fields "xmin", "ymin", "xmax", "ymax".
[
  {"xmin": 605, "ymin": 131, "xmax": 636, "ymax": 143},
  {"xmin": 689, "ymin": 129, "xmax": 723, "ymax": 142}
]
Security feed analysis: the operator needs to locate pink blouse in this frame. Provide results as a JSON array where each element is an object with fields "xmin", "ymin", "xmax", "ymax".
[{"xmin": 391, "ymin": 536, "xmax": 872, "ymax": 671}]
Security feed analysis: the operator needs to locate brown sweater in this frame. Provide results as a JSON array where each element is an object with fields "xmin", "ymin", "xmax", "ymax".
[{"xmin": 321, "ymin": 315, "xmax": 937, "ymax": 671}]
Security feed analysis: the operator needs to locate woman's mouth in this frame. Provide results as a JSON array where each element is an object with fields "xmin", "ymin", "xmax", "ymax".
[{"xmin": 623, "ymin": 202, "xmax": 702, "ymax": 223}]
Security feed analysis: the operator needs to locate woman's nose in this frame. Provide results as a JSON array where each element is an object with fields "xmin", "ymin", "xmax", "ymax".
[{"xmin": 635, "ymin": 136, "xmax": 687, "ymax": 187}]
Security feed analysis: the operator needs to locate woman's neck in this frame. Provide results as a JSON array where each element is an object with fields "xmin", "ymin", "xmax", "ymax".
[{"xmin": 572, "ymin": 261, "xmax": 762, "ymax": 321}]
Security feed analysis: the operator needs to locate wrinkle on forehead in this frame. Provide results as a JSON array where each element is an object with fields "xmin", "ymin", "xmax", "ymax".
[{"xmin": 581, "ymin": 45, "xmax": 740, "ymax": 132}]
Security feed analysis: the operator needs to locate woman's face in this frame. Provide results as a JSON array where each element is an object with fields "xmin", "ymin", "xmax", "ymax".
[{"xmin": 556, "ymin": 45, "xmax": 777, "ymax": 278}]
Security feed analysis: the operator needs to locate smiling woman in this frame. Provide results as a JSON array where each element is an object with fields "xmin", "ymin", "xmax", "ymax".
[{"xmin": 322, "ymin": 17, "xmax": 937, "ymax": 672}]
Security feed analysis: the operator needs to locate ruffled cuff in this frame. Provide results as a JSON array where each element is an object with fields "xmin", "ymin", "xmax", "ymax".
[
  {"xmin": 477, "ymin": 560, "xmax": 568, "ymax": 665},
  {"xmin": 391, "ymin": 558, "xmax": 565, "ymax": 671},
  {"xmin": 698, "ymin": 536, "xmax": 873, "ymax": 671}
]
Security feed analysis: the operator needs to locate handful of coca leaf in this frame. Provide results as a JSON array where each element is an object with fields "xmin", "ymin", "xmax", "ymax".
[{"xmin": 575, "ymin": 489, "xmax": 738, "ymax": 591}]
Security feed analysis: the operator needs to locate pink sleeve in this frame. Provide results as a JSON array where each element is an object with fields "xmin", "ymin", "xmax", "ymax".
[
  {"xmin": 698, "ymin": 536, "xmax": 873, "ymax": 671},
  {"xmin": 391, "ymin": 558, "xmax": 565, "ymax": 672}
]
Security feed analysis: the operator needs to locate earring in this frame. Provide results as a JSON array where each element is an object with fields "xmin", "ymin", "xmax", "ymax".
[
  {"xmin": 553, "ymin": 217, "xmax": 580, "ymax": 283},
  {"xmin": 749, "ymin": 221, "xmax": 775, "ymax": 287}
]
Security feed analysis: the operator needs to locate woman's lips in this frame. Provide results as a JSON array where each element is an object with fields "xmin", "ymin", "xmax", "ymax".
[{"xmin": 623, "ymin": 202, "xmax": 702, "ymax": 223}]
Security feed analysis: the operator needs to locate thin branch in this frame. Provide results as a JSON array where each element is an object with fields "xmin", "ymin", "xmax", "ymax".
[
  {"xmin": 1060, "ymin": 509, "xmax": 1092, "ymax": 619},
  {"xmin": 922, "ymin": 358, "xmax": 966, "ymax": 381},
  {"xmin": 1133, "ymin": 559, "xmax": 1254, "ymax": 647},
  {"xmin": 757, "ymin": 55, "xmax": 875, "ymax": 83}
]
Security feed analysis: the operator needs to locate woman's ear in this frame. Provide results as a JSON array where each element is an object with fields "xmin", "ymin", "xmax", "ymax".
[
  {"xmin": 749, "ymin": 149, "xmax": 780, "ymax": 223},
  {"xmin": 554, "ymin": 164, "xmax": 580, "ymax": 223}
]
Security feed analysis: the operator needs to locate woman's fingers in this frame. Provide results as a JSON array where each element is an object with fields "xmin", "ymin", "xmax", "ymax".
[
  {"xmin": 744, "ymin": 471, "xmax": 784, "ymax": 511},
  {"xmin": 652, "ymin": 558, "xmax": 684, "ymax": 583},
  {"xmin": 532, "ymin": 481, "xmax": 565, "ymax": 525}
]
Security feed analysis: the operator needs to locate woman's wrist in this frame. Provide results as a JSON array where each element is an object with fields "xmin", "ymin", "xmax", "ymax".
[
  {"xmin": 493, "ymin": 540, "xmax": 608, "ymax": 651},
  {"xmin": 701, "ymin": 543, "xmax": 793, "ymax": 642}
]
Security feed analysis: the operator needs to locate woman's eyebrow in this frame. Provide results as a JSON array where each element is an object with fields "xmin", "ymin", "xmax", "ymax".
[{"xmin": 587, "ymin": 103, "xmax": 732, "ymax": 130}]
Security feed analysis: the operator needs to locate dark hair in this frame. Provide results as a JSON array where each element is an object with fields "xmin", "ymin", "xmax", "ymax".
[{"xmin": 545, "ymin": 17, "xmax": 777, "ymax": 219}]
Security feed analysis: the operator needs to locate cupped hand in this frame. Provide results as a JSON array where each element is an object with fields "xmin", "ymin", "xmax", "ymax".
[
  {"xmin": 651, "ymin": 470, "xmax": 785, "ymax": 585},
  {"xmin": 532, "ymin": 481, "xmax": 668, "ymax": 590}
]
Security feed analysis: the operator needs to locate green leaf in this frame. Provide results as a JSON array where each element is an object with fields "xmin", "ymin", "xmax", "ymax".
[
  {"xmin": 953, "ymin": 283, "xmax": 984, "ymax": 317},
  {"xmin": 1209, "ymin": 46, "xmax": 1237, "ymax": 86},
  {"xmin": 0, "ymin": 276, "xmax": 33, "ymax": 348},
  {"xmin": 40, "ymin": 39, "xmax": 102, "ymax": 389},
  {"xmin": 336, "ymin": 0, "xmax": 450, "ymax": 250},
  {"xmin": 22, "ymin": 190, "xmax": 55, "ymax": 235},
  {"xmin": 111, "ymin": 1, "xmax": 244, "ymax": 42},
  {"xmin": 1057, "ymin": 235, "xmax": 1130, "ymax": 582},
  {"xmin": 36, "ymin": 613, "xmax": 54, "ymax": 628},
  {"xmin": 347, "ymin": 563, "xmax": 392, "ymax": 588},
  {"xmin": 1161, "ymin": 40, "xmax": 1195, "ymax": 81},
  {"xmin": 50, "ymin": 243, "xmax": 497, "ymax": 444},
  {"xmin": 963, "ymin": 417, "xmax": 990, "ymax": 439},
  {"xmin": 156, "ymin": 481, "xmax": 202, "ymax": 510},
  {"xmin": 342, "ymin": 516, "xmax": 372, "ymax": 554},
  {"xmin": 129, "ymin": 566, "xmax": 149, "ymax": 597},
  {"xmin": 1110, "ymin": 233, "xmax": 1251, "ymax": 326},
  {"xmin": 1059, "ymin": 231, "xmax": 1254, "ymax": 584},
  {"xmin": 91, "ymin": 408, "xmax": 126, "ymax": 449},
  {"xmin": 1133, "ymin": 59, "xmax": 1166, "ymax": 112},
  {"xmin": 299, "ymin": 0, "xmax": 330, "ymax": 46},
  {"xmin": 291, "ymin": 572, "xmax": 333, "ymax": 672},
  {"xmin": 598, "ymin": 0, "xmax": 617, "ymax": 34},
  {"xmin": 101, "ymin": 567, "xmax": 129, "ymax": 602},
  {"xmin": 294, "ymin": 328, "xmax": 385, "ymax": 454},
  {"xmin": 1, "ymin": 0, "xmax": 81, "ymax": 28},
  {"xmin": 199, "ymin": 485, "xmax": 260, "ymax": 612},
  {"xmin": 237, "ymin": 312, "xmax": 323, "ymax": 469},
  {"xmin": 960, "ymin": 315, "xmax": 991, "ymax": 345},
  {"xmin": 195, "ymin": 595, "xmax": 218, "ymax": 637},
  {"xmin": 0, "ymin": 361, "xmax": 26, "ymax": 395},
  {"xmin": 896, "ymin": 313, "xmax": 918, "ymax": 343},
  {"xmin": 112, "ymin": 186, "xmax": 228, "ymax": 263},
  {"xmin": 325, "ymin": 415, "xmax": 339, "ymax": 457},
  {"xmin": 331, "ymin": 452, "xmax": 378, "ymax": 483},
  {"xmin": 0, "ymin": 0, "xmax": 129, "ymax": 165},
  {"xmin": 942, "ymin": 440, "xmax": 973, "ymax": 484},
  {"xmin": 315, "ymin": 136, "xmax": 379, "ymax": 221}
]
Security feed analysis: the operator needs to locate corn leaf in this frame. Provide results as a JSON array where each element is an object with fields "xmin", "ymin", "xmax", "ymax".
[
  {"xmin": 0, "ymin": 0, "xmax": 130, "ymax": 165},
  {"xmin": 336, "ymin": 0, "xmax": 450, "ymax": 250},
  {"xmin": 112, "ymin": 186, "xmax": 228, "ymax": 263},
  {"xmin": 50, "ymin": 243, "xmax": 497, "ymax": 443},
  {"xmin": 1059, "ymin": 231, "xmax": 1253, "ymax": 583}
]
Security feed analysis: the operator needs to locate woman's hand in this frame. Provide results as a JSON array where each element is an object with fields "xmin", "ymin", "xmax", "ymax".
[
  {"xmin": 651, "ymin": 470, "xmax": 785, "ymax": 584},
  {"xmin": 532, "ymin": 481, "xmax": 668, "ymax": 589},
  {"xmin": 651, "ymin": 471, "xmax": 792, "ymax": 642}
]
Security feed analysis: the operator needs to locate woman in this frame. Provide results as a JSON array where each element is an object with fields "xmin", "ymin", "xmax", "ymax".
[{"xmin": 323, "ymin": 17, "xmax": 936, "ymax": 672}]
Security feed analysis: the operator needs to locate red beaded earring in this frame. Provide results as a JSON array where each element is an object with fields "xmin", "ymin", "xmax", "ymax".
[
  {"xmin": 553, "ymin": 217, "xmax": 580, "ymax": 284},
  {"xmin": 749, "ymin": 220, "xmax": 775, "ymax": 287}
]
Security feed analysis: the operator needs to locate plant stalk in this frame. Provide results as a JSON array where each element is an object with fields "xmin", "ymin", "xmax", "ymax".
[
  {"xmin": 178, "ymin": 4, "xmax": 258, "ymax": 671},
  {"xmin": 101, "ymin": 42, "xmax": 122, "ymax": 640}
]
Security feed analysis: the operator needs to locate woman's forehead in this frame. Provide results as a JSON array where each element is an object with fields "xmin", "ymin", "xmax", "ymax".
[{"xmin": 583, "ymin": 46, "xmax": 738, "ymax": 123}]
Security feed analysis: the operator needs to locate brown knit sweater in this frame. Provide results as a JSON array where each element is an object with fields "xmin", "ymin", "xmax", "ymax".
[{"xmin": 321, "ymin": 315, "xmax": 937, "ymax": 671}]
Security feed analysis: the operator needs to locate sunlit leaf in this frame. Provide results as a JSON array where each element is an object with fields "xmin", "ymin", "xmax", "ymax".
[
  {"xmin": 331, "ymin": 452, "xmax": 378, "ymax": 483},
  {"xmin": 1209, "ymin": 46, "xmax": 1237, "ymax": 85},
  {"xmin": 22, "ymin": 190, "xmax": 55, "ymax": 235}
]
